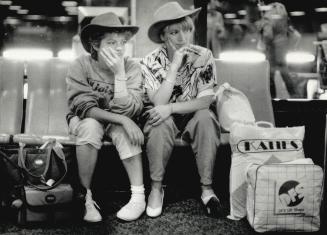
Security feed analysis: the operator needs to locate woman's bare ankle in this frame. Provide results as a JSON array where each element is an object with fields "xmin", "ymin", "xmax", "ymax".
[{"xmin": 151, "ymin": 181, "xmax": 163, "ymax": 191}]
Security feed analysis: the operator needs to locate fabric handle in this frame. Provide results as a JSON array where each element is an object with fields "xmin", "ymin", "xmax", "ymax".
[
  {"xmin": 255, "ymin": 121, "xmax": 274, "ymax": 128},
  {"xmin": 18, "ymin": 142, "xmax": 51, "ymax": 183},
  {"xmin": 18, "ymin": 140, "xmax": 68, "ymax": 191}
]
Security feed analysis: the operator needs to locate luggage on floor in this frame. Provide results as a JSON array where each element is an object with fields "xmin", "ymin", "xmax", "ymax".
[
  {"xmin": 228, "ymin": 122, "xmax": 305, "ymax": 220},
  {"xmin": 246, "ymin": 159, "xmax": 323, "ymax": 232},
  {"xmin": 0, "ymin": 144, "xmax": 79, "ymax": 225},
  {"xmin": 18, "ymin": 183, "xmax": 74, "ymax": 225}
]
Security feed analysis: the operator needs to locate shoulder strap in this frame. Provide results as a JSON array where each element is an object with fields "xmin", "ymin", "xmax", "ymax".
[
  {"xmin": 18, "ymin": 142, "xmax": 51, "ymax": 182},
  {"xmin": 19, "ymin": 140, "xmax": 68, "ymax": 191}
]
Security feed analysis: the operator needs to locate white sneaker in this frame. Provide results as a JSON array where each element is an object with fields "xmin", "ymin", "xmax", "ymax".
[
  {"xmin": 116, "ymin": 200, "xmax": 145, "ymax": 221},
  {"xmin": 83, "ymin": 190, "xmax": 102, "ymax": 223}
]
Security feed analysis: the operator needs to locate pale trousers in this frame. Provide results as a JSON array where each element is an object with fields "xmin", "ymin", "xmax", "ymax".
[
  {"xmin": 143, "ymin": 109, "xmax": 220, "ymax": 185},
  {"xmin": 69, "ymin": 116, "xmax": 142, "ymax": 160}
]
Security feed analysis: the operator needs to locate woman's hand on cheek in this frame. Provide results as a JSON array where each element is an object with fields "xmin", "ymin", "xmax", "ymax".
[
  {"xmin": 167, "ymin": 37, "xmax": 177, "ymax": 51},
  {"xmin": 99, "ymin": 49, "xmax": 113, "ymax": 70},
  {"xmin": 101, "ymin": 47, "xmax": 125, "ymax": 75},
  {"xmin": 167, "ymin": 38, "xmax": 191, "ymax": 69}
]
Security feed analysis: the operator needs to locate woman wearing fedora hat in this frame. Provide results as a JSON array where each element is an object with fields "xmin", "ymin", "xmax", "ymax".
[
  {"xmin": 141, "ymin": 2, "xmax": 222, "ymax": 218},
  {"xmin": 66, "ymin": 12, "xmax": 145, "ymax": 222}
]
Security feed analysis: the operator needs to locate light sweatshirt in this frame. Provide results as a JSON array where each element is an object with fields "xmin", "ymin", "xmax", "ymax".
[{"xmin": 66, "ymin": 55, "xmax": 143, "ymax": 124}]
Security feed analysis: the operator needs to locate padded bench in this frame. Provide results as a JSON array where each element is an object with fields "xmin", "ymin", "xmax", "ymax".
[
  {"xmin": 0, "ymin": 58, "xmax": 24, "ymax": 144},
  {"xmin": 0, "ymin": 57, "xmax": 275, "ymax": 147},
  {"xmin": 12, "ymin": 58, "xmax": 76, "ymax": 145}
]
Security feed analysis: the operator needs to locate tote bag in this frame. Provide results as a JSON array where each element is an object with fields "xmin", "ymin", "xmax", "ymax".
[
  {"xmin": 228, "ymin": 122, "xmax": 305, "ymax": 220},
  {"xmin": 246, "ymin": 160, "xmax": 323, "ymax": 232}
]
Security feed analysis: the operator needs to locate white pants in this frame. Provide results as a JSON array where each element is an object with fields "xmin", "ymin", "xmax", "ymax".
[{"xmin": 69, "ymin": 116, "xmax": 142, "ymax": 160}]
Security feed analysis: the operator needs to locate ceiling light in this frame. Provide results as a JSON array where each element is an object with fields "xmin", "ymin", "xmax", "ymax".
[
  {"xmin": 62, "ymin": 1, "xmax": 78, "ymax": 7},
  {"xmin": 224, "ymin": 13, "xmax": 237, "ymax": 19},
  {"xmin": 17, "ymin": 9, "xmax": 29, "ymax": 14},
  {"xmin": 9, "ymin": 5, "xmax": 21, "ymax": 10},
  {"xmin": 3, "ymin": 17, "xmax": 21, "ymax": 25},
  {"xmin": 286, "ymin": 52, "xmax": 315, "ymax": 64},
  {"xmin": 3, "ymin": 48, "xmax": 53, "ymax": 60},
  {"xmin": 290, "ymin": 11, "xmax": 305, "ymax": 16},
  {"xmin": 238, "ymin": 10, "xmax": 247, "ymax": 16},
  {"xmin": 219, "ymin": 51, "xmax": 266, "ymax": 63},
  {"xmin": 50, "ymin": 16, "xmax": 73, "ymax": 22},
  {"xmin": 315, "ymin": 7, "xmax": 327, "ymax": 12},
  {"xmin": 0, "ymin": 1, "xmax": 12, "ymax": 6},
  {"xmin": 24, "ymin": 15, "xmax": 46, "ymax": 20}
]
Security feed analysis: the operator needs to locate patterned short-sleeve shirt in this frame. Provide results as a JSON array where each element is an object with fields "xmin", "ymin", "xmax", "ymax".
[{"xmin": 141, "ymin": 44, "xmax": 217, "ymax": 107}]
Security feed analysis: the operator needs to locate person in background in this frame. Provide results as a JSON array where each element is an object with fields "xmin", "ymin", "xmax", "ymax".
[
  {"xmin": 141, "ymin": 2, "xmax": 222, "ymax": 218},
  {"xmin": 256, "ymin": 2, "xmax": 301, "ymax": 98},
  {"xmin": 207, "ymin": 0, "xmax": 226, "ymax": 58},
  {"xmin": 66, "ymin": 12, "xmax": 145, "ymax": 223}
]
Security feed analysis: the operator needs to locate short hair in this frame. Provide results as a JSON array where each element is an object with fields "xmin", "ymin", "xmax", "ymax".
[
  {"xmin": 89, "ymin": 30, "xmax": 133, "ymax": 60},
  {"xmin": 162, "ymin": 16, "xmax": 194, "ymax": 37}
]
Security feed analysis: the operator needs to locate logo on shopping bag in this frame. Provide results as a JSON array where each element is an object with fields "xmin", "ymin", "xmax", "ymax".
[
  {"xmin": 275, "ymin": 180, "xmax": 306, "ymax": 214},
  {"xmin": 237, "ymin": 139, "xmax": 303, "ymax": 153}
]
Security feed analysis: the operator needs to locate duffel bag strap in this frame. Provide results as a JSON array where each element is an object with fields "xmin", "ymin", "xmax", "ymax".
[
  {"xmin": 43, "ymin": 140, "xmax": 68, "ymax": 189},
  {"xmin": 18, "ymin": 142, "xmax": 51, "ymax": 184},
  {"xmin": 18, "ymin": 140, "xmax": 68, "ymax": 191},
  {"xmin": 29, "ymin": 139, "xmax": 68, "ymax": 191},
  {"xmin": 255, "ymin": 121, "xmax": 274, "ymax": 128}
]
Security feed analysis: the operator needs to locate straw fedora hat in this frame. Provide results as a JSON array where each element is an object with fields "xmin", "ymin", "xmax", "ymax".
[
  {"xmin": 80, "ymin": 12, "xmax": 139, "ymax": 53},
  {"xmin": 148, "ymin": 1, "xmax": 201, "ymax": 43}
]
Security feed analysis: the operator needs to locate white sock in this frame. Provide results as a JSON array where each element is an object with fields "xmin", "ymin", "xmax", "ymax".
[
  {"xmin": 130, "ymin": 185, "xmax": 145, "ymax": 203},
  {"xmin": 86, "ymin": 189, "xmax": 92, "ymax": 199}
]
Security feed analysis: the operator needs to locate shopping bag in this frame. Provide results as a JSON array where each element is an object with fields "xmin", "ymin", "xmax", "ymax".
[
  {"xmin": 228, "ymin": 122, "xmax": 305, "ymax": 220},
  {"xmin": 246, "ymin": 160, "xmax": 323, "ymax": 232}
]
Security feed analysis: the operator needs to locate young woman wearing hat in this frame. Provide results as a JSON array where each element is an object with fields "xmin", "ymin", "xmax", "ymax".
[
  {"xmin": 66, "ymin": 12, "xmax": 145, "ymax": 222},
  {"xmin": 141, "ymin": 2, "xmax": 222, "ymax": 218}
]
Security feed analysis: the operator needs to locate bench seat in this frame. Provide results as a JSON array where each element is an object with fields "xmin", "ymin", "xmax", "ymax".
[
  {"xmin": 5, "ymin": 58, "xmax": 273, "ymax": 148},
  {"xmin": 0, "ymin": 58, "xmax": 24, "ymax": 144},
  {"xmin": 13, "ymin": 134, "xmax": 76, "ymax": 145}
]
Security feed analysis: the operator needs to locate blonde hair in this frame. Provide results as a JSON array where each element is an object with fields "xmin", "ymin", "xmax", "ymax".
[{"xmin": 162, "ymin": 16, "xmax": 194, "ymax": 35}]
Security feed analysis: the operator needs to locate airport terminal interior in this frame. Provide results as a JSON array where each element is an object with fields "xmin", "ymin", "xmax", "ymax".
[{"xmin": 1, "ymin": 0, "xmax": 327, "ymax": 234}]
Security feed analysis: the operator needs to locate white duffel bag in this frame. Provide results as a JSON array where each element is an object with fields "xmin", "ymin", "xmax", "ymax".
[
  {"xmin": 215, "ymin": 82, "xmax": 255, "ymax": 131},
  {"xmin": 246, "ymin": 159, "xmax": 323, "ymax": 232},
  {"xmin": 228, "ymin": 122, "xmax": 305, "ymax": 220}
]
